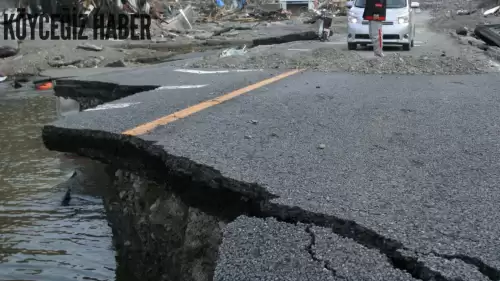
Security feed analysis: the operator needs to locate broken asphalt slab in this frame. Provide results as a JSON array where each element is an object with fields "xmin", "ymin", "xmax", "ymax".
[
  {"xmin": 42, "ymin": 68, "xmax": 500, "ymax": 280},
  {"xmin": 38, "ymin": 67, "xmax": 134, "ymax": 81},
  {"xmin": 119, "ymin": 24, "xmax": 318, "ymax": 50},
  {"xmin": 475, "ymin": 24, "xmax": 500, "ymax": 47},
  {"xmin": 50, "ymin": 65, "xmax": 274, "ymax": 109}
]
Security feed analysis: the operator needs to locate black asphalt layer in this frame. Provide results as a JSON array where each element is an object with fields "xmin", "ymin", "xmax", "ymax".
[
  {"xmin": 52, "ymin": 67, "xmax": 280, "ymax": 133},
  {"xmin": 45, "ymin": 69, "xmax": 500, "ymax": 280},
  {"xmin": 55, "ymin": 64, "xmax": 276, "ymax": 87}
]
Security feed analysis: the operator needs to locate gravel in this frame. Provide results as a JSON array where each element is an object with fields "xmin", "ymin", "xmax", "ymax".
[
  {"xmin": 426, "ymin": 0, "xmax": 500, "ymax": 32},
  {"xmin": 190, "ymin": 47, "xmax": 493, "ymax": 75}
]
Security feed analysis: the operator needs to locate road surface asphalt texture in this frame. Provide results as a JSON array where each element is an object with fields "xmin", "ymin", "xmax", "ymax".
[{"xmin": 43, "ymin": 63, "xmax": 500, "ymax": 280}]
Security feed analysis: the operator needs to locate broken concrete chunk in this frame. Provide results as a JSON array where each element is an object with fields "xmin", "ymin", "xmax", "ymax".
[
  {"xmin": 213, "ymin": 26, "xmax": 233, "ymax": 36},
  {"xmin": 0, "ymin": 28, "xmax": 19, "ymax": 58},
  {"xmin": 220, "ymin": 45, "xmax": 247, "ymax": 57},
  {"xmin": 468, "ymin": 37, "xmax": 489, "ymax": 50},
  {"xmin": 76, "ymin": 42, "xmax": 103, "ymax": 51},
  {"xmin": 224, "ymin": 31, "xmax": 240, "ymax": 37},
  {"xmin": 456, "ymin": 26, "xmax": 468, "ymax": 36},
  {"xmin": 194, "ymin": 33, "xmax": 213, "ymax": 40},
  {"xmin": 78, "ymin": 57, "xmax": 102, "ymax": 68},
  {"xmin": 456, "ymin": 9, "xmax": 476, "ymax": 15},
  {"xmin": 48, "ymin": 59, "xmax": 82, "ymax": 68},
  {"xmin": 483, "ymin": 6, "xmax": 500, "ymax": 16},
  {"xmin": 105, "ymin": 60, "xmax": 127, "ymax": 67},
  {"xmin": 0, "ymin": 46, "xmax": 19, "ymax": 59}
]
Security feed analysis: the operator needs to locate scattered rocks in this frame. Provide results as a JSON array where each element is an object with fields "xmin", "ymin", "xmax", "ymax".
[
  {"xmin": 224, "ymin": 31, "xmax": 240, "ymax": 37},
  {"xmin": 468, "ymin": 37, "xmax": 489, "ymax": 50},
  {"xmin": 105, "ymin": 60, "xmax": 127, "ymax": 67},
  {"xmin": 12, "ymin": 80, "xmax": 22, "ymax": 89},
  {"xmin": 485, "ymin": 46, "xmax": 500, "ymax": 60},
  {"xmin": 191, "ymin": 48, "xmax": 492, "ymax": 75},
  {"xmin": 0, "ymin": 29, "xmax": 19, "ymax": 58},
  {"xmin": 77, "ymin": 42, "xmax": 104, "ymax": 52},
  {"xmin": 456, "ymin": 26, "xmax": 468, "ymax": 36},
  {"xmin": 194, "ymin": 33, "xmax": 213, "ymax": 40},
  {"xmin": 48, "ymin": 58, "xmax": 83, "ymax": 68},
  {"xmin": 78, "ymin": 57, "xmax": 103, "ymax": 68},
  {"xmin": 456, "ymin": 9, "xmax": 476, "ymax": 15},
  {"xmin": 0, "ymin": 46, "xmax": 19, "ymax": 58}
]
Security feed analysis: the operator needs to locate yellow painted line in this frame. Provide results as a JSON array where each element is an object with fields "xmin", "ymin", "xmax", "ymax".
[{"xmin": 122, "ymin": 69, "xmax": 304, "ymax": 136}]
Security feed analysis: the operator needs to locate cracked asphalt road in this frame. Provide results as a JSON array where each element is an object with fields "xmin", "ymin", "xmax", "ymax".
[
  {"xmin": 40, "ymin": 7, "xmax": 500, "ymax": 280},
  {"xmin": 44, "ymin": 64, "xmax": 500, "ymax": 280},
  {"xmin": 216, "ymin": 216, "xmax": 491, "ymax": 281}
]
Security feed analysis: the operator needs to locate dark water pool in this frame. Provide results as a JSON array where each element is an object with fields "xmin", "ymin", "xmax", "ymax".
[{"xmin": 0, "ymin": 88, "xmax": 116, "ymax": 281}]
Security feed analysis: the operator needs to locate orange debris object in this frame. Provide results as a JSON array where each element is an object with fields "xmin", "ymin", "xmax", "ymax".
[{"xmin": 36, "ymin": 81, "xmax": 53, "ymax": 91}]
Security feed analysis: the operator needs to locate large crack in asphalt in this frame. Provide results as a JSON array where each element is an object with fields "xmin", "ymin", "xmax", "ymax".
[
  {"xmin": 54, "ymin": 80, "xmax": 158, "ymax": 110},
  {"xmin": 41, "ymin": 125, "xmax": 500, "ymax": 281},
  {"xmin": 432, "ymin": 253, "xmax": 500, "ymax": 281},
  {"xmin": 305, "ymin": 225, "xmax": 346, "ymax": 280}
]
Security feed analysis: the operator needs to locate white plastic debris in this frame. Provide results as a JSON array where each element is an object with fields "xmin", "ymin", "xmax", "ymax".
[
  {"xmin": 484, "ymin": 6, "xmax": 500, "ymax": 16},
  {"xmin": 179, "ymin": 8, "xmax": 193, "ymax": 29},
  {"xmin": 220, "ymin": 45, "xmax": 247, "ymax": 57}
]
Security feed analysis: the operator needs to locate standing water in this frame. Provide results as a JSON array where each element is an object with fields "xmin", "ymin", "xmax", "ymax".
[{"xmin": 0, "ymin": 87, "xmax": 117, "ymax": 281}]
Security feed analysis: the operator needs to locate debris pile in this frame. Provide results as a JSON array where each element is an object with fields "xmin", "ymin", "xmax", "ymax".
[
  {"xmin": 190, "ymin": 47, "xmax": 493, "ymax": 75},
  {"xmin": 300, "ymin": 0, "xmax": 349, "ymax": 24},
  {"xmin": 197, "ymin": 6, "xmax": 292, "ymax": 23}
]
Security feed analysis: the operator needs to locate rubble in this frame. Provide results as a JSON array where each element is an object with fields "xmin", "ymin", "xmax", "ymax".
[
  {"xmin": 105, "ymin": 60, "xmax": 127, "ymax": 67},
  {"xmin": 190, "ymin": 47, "xmax": 492, "ymax": 75},
  {"xmin": 0, "ymin": 46, "xmax": 19, "ymax": 59},
  {"xmin": 456, "ymin": 26, "xmax": 469, "ymax": 35},
  {"xmin": 475, "ymin": 23, "xmax": 500, "ymax": 47},
  {"xmin": 483, "ymin": 5, "xmax": 500, "ymax": 16},
  {"xmin": 77, "ymin": 43, "xmax": 104, "ymax": 52},
  {"xmin": 48, "ymin": 58, "xmax": 83, "ymax": 68},
  {"xmin": 197, "ymin": 4, "xmax": 292, "ymax": 23},
  {"xmin": 0, "ymin": 28, "xmax": 19, "ymax": 59},
  {"xmin": 220, "ymin": 45, "xmax": 247, "ymax": 57}
]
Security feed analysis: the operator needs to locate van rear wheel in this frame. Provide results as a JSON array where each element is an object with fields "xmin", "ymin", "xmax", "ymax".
[
  {"xmin": 402, "ymin": 43, "xmax": 411, "ymax": 51},
  {"xmin": 348, "ymin": 43, "xmax": 357, "ymax": 50}
]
